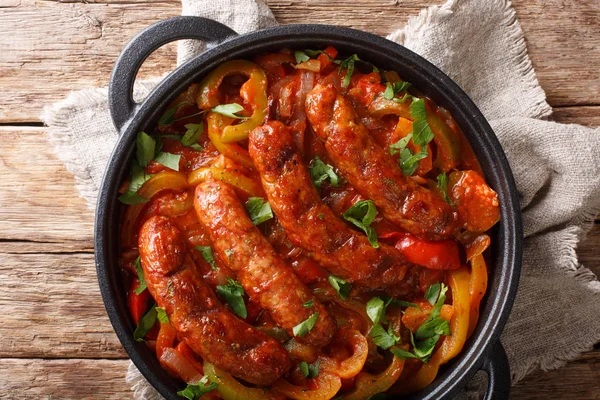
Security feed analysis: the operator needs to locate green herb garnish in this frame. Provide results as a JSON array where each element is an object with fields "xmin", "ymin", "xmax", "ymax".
[
  {"xmin": 177, "ymin": 375, "xmax": 218, "ymax": 400},
  {"xmin": 133, "ymin": 304, "xmax": 157, "ymax": 342},
  {"xmin": 342, "ymin": 200, "xmax": 379, "ymax": 248},
  {"xmin": 328, "ymin": 275, "xmax": 351, "ymax": 300},
  {"xmin": 195, "ymin": 246, "xmax": 217, "ymax": 270},
  {"xmin": 153, "ymin": 152, "xmax": 181, "ymax": 171},
  {"xmin": 292, "ymin": 313, "xmax": 320, "ymax": 337},
  {"xmin": 211, "ymin": 103, "xmax": 247, "ymax": 119},
  {"xmin": 245, "ymin": 197, "xmax": 274, "ymax": 225},
  {"xmin": 216, "ymin": 279, "xmax": 247, "ymax": 319},
  {"xmin": 437, "ymin": 173, "xmax": 456, "ymax": 206},
  {"xmin": 133, "ymin": 256, "xmax": 146, "ymax": 295},
  {"xmin": 155, "ymin": 307, "xmax": 169, "ymax": 324},
  {"xmin": 298, "ymin": 361, "xmax": 320, "ymax": 378},
  {"xmin": 309, "ymin": 156, "xmax": 341, "ymax": 189}
]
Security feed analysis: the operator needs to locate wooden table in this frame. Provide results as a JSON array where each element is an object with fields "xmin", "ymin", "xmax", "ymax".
[{"xmin": 1, "ymin": 0, "xmax": 599, "ymax": 398}]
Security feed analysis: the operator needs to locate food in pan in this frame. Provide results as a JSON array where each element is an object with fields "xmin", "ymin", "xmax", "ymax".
[{"xmin": 118, "ymin": 46, "xmax": 500, "ymax": 399}]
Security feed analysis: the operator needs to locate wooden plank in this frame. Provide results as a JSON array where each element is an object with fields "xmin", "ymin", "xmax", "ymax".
[
  {"xmin": 553, "ymin": 105, "xmax": 600, "ymax": 127},
  {"xmin": 0, "ymin": 359, "xmax": 132, "ymax": 399},
  {"xmin": 0, "ymin": 126, "xmax": 94, "ymax": 243},
  {"xmin": 0, "ymin": 251, "xmax": 126, "ymax": 358},
  {"xmin": 0, "ymin": 354, "xmax": 598, "ymax": 399},
  {"xmin": 1, "ymin": 0, "xmax": 599, "ymax": 122}
]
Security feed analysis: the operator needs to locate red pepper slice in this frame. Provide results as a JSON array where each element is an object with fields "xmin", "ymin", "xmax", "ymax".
[{"xmin": 382, "ymin": 232, "xmax": 460, "ymax": 270}]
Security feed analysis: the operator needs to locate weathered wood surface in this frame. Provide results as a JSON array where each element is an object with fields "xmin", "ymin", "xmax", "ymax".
[
  {"xmin": 0, "ymin": 0, "xmax": 599, "ymax": 122},
  {"xmin": 0, "ymin": 351, "xmax": 599, "ymax": 399},
  {"xmin": 1, "ymin": 0, "xmax": 599, "ymax": 398}
]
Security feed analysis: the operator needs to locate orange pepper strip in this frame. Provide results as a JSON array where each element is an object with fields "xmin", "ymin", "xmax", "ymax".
[
  {"xmin": 204, "ymin": 362, "xmax": 279, "ymax": 400},
  {"xmin": 121, "ymin": 170, "xmax": 188, "ymax": 247},
  {"xmin": 206, "ymin": 112, "xmax": 255, "ymax": 168},
  {"xmin": 339, "ymin": 353, "xmax": 405, "ymax": 400},
  {"xmin": 272, "ymin": 371, "xmax": 342, "ymax": 400},
  {"xmin": 197, "ymin": 60, "xmax": 268, "ymax": 143},
  {"xmin": 318, "ymin": 330, "xmax": 368, "ymax": 379},
  {"xmin": 392, "ymin": 267, "xmax": 471, "ymax": 395},
  {"xmin": 187, "ymin": 167, "xmax": 265, "ymax": 198},
  {"xmin": 467, "ymin": 254, "xmax": 488, "ymax": 337}
]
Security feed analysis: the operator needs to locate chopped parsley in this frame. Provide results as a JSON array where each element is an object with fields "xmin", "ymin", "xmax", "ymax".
[
  {"xmin": 159, "ymin": 102, "xmax": 188, "ymax": 125},
  {"xmin": 133, "ymin": 256, "xmax": 146, "ymax": 295},
  {"xmin": 133, "ymin": 303, "xmax": 157, "ymax": 342},
  {"xmin": 369, "ymin": 323, "xmax": 400, "ymax": 350},
  {"xmin": 302, "ymin": 299, "xmax": 315, "ymax": 308},
  {"xmin": 437, "ymin": 172, "xmax": 456, "ymax": 206},
  {"xmin": 211, "ymin": 103, "xmax": 247, "ymax": 119},
  {"xmin": 337, "ymin": 54, "xmax": 360, "ymax": 88},
  {"xmin": 342, "ymin": 200, "xmax": 379, "ymax": 248},
  {"xmin": 383, "ymin": 81, "xmax": 412, "ymax": 100},
  {"xmin": 177, "ymin": 375, "xmax": 218, "ymax": 400},
  {"xmin": 216, "ymin": 279, "xmax": 247, "ymax": 319},
  {"xmin": 298, "ymin": 361, "xmax": 320, "ymax": 378},
  {"xmin": 328, "ymin": 275, "xmax": 351, "ymax": 300},
  {"xmin": 155, "ymin": 307, "xmax": 169, "ymax": 324},
  {"xmin": 245, "ymin": 197, "xmax": 274, "ymax": 225},
  {"xmin": 154, "ymin": 151, "xmax": 181, "ymax": 171},
  {"xmin": 292, "ymin": 313, "xmax": 320, "ymax": 337},
  {"xmin": 195, "ymin": 246, "xmax": 217, "ymax": 270},
  {"xmin": 309, "ymin": 156, "xmax": 341, "ymax": 189}
]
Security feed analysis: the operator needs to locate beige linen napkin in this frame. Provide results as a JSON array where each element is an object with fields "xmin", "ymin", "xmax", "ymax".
[{"xmin": 42, "ymin": 0, "xmax": 600, "ymax": 398}]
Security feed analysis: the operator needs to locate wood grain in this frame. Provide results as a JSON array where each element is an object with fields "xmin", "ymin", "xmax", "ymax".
[
  {"xmin": 1, "ymin": 0, "xmax": 599, "ymax": 122},
  {"xmin": 0, "ymin": 126, "xmax": 94, "ymax": 244},
  {"xmin": 0, "ymin": 352, "xmax": 598, "ymax": 399},
  {"xmin": 0, "ymin": 359, "xmax": 132, "ymax": 399},
  {"xmin": 0, "ymin": 251, "xmax": 126, "ymax": 359}
]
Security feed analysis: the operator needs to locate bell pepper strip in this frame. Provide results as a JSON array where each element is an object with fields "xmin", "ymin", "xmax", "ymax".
[
  {"xmin": 121, "ymin": 170, "xmax": 188, "ymax": 247},
  {"xmin": 187, "ymin": 167, "xmax": 265, "ymax": 198},
  {"xmin": 462, "ymin": 232, "xmax": 491, "ymax": 261},
  {"xmin": 318, "ymin": 329, "xmax": 368, "ymax": 379},
  {"xmin": 339, "ymin": 352, "xmax": 405, "ymax": 400},
  {"xmin": 368, "ymin": 95, "xmax": 412, "ymax": 119},
  {"xmin": 204, "ymin": 362, "xmax": 281, "ymax": 400},
  {"xmin": 383, "ymin": 232, "xmax": 460, "ymax": 270},
  {"xmin": 128, "ymin": 279, "xmax": 151, "ymax": 325},
  {"xmin": 467, "ymin": 254, "xmax": 488, "ymax": 337},
  {"xmin": 156, "ymin": 319, "xmax": 178, "ymax": 360},
  {"xmin": 426, "ymin": 111, "xmax": 461, "ymax": 172},
  {"xmin": 313, "ymin": 287, "xmax": 373, "ymax": 336},
  {"xmin": 391, "ymin": 267, "xmax": 471, "ymax": 395},
  {"xmin": 206, "ymin": 112, "xmax": 255, "ymax": 168},
  {"xmin": 272, "ymin": 371, "xmax": 342, "ymax": 400},
  {"xmin": 284, "ymin": 339, "xmax": 319, "ymax": 364},
  {"xmin": 449, "ymin": 170, "xmax": 501, "ymax": 232},
  {"xmin": 160, "ymin": 347, "xmax": 203, "ymax": 384},
  {"xmin": 197, "ymin": 60, "xmax": 268, "ymax": 143}
]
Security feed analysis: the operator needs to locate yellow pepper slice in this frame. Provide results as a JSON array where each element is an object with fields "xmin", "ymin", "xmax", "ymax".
[
  {"xmin": 187, "ymin": 166, "xmax": 265, "ymax": 198},
  {"xmin": 391, "ymin": 266, "xmax": 471, "ymax": 395},
  {"xmin": 206, "ymin": 112, "xmax": 255, "ymax": 168},
  {"xmin": 198, "ymin": 59, "xmax": 268, "ymax": 143},
  {"xmin": 339, "ymin": 354, "xmax": 405, "ymax": 400},
  {"xmin": 204, "ymin": 362, "xmax": 278, "ymax": 400},
  {"xmin": 121, "ymin": 170, "xmax": 188, "ymax": 247},
  {"xmin": 468, "ymin": 254, "xmax": 488, "ymax": 337}
]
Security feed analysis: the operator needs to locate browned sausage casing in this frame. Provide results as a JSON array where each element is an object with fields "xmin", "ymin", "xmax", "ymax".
[
  {"xmin": 138, "ymin": 216, "xmax": 290, "ymax": 385},
  {"xmin": 249, "ymin": 121, "xmax": 408, "ymax": 288},
  {"xmin": 306, "ymin": 84, "xmax": 458, "ymax": 240},
  {"xmin": 194, "ymin": 180, "xmax": 336, "ymax": 347}
]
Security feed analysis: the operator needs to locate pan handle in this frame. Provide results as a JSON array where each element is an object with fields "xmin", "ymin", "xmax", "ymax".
[
  {"xmin": 481, "ymin": 340, "xmax": 511, "ymax": 400},
  {"xmin": 108, "ymin": 16, "xmax": 238, "ymax": 132}
]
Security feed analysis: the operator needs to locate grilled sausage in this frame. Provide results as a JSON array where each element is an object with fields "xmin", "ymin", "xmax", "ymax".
[
  {"xmin": 248, "ymin": 121, "xmax": 408, "ymax": 288},
  {"xmin": 306, "ymin": 84, "xmax": 458, "ymax": 240},
  {"xmin": 194, "ymin": 180, "xmax": 336, "ymax": 347},
  {"xmin": 138, "ymin": 216, "xmax": 290, "ymax": 385}
]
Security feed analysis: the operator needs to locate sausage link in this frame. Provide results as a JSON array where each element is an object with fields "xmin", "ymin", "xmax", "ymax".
[
  {"xmin": 248, "ymin": 121, "xmax": 408, "ymax": 288},
  {"xmin": 138, "ymin": 216, "xmax": 290, "ymax": 385},
  {"xmin": 306, "ymin": 84, "xmax": 457, "ymax": 240},
  {"xmin": 194, "ymin": 180, "xmax": 336, "ymax": 347}
]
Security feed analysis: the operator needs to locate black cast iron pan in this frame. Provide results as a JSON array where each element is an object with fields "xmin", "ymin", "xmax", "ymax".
[{"xmin": 95, "ymin": 16, "xmax": 522, "ymax": 400}]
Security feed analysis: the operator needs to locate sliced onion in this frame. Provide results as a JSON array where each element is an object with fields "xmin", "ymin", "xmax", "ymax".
[
  {"xmin": 292, "ymin": 70, "xmax": 315, "ymax": 122},
  {"xmin": 160, "ymin": 347, "xmax": 203, "ymax": 384}
]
